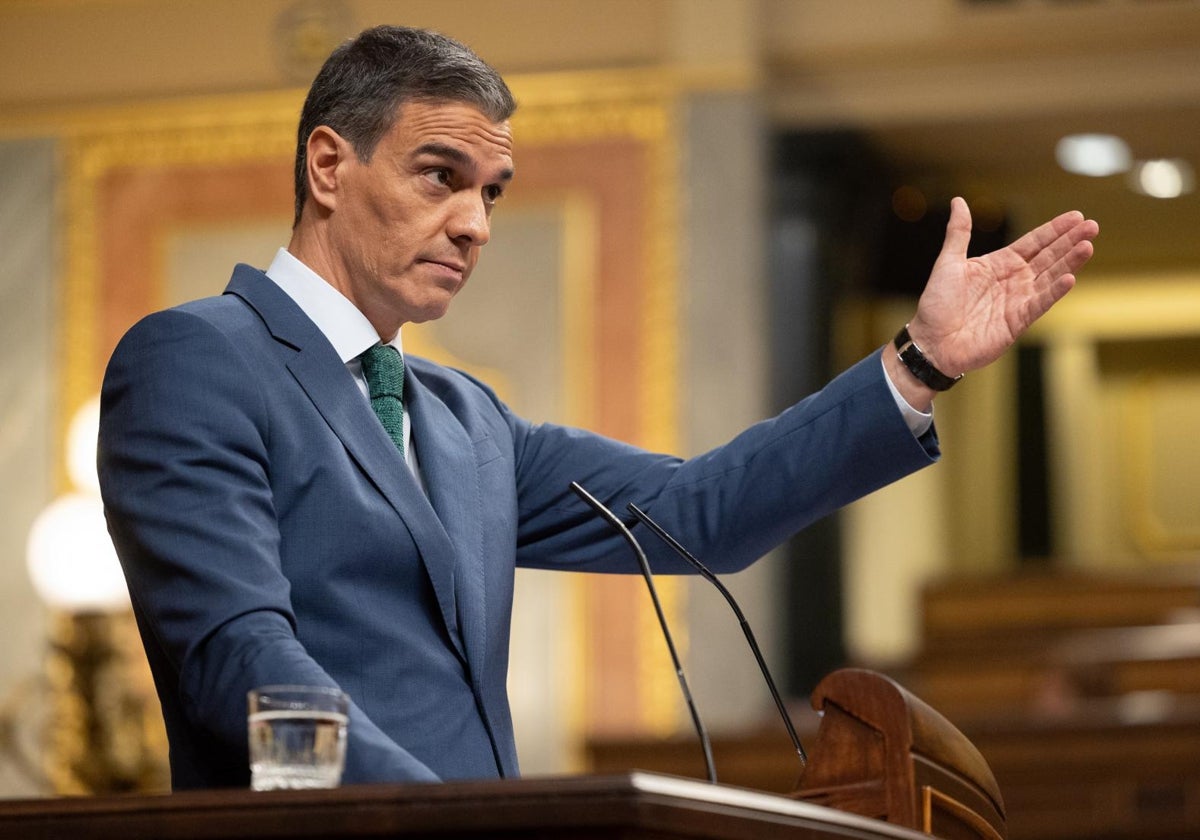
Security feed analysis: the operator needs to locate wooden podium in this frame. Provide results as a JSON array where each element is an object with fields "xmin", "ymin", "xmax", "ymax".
[
  {"xmin": 0, "ymin": 670, "xmax": 1006, "ymax": 839},
  {"xmin": 0, "ymin": 772, "xmax": 943, "ymax": 839},
  {"xmin": 793, "ymin": 669, "xmax": 1006, "ymax": 840}
]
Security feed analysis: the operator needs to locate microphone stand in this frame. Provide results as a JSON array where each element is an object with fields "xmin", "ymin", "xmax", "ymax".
[
  {"xmin": 627, "ymin": 502, "xmax": 807, "ymax": 766},
  {"xmin": 569, "ymin": 482, "xmax": 718, "ymax": 784}
]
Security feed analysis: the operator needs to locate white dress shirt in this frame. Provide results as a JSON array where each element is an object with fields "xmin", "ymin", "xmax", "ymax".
[
  {"xmin": 265, "ymin": 248, "xmax": 424, "ymax": 482},
  {"xmin": 883, "ymin": 354, "xmax": 934, "ymax": 437}
]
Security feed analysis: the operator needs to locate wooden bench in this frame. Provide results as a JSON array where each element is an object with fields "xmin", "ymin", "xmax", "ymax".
[
  {"xmin": 897, "ymin": 621, "xmax": 1200, "ymax": 720},
  {"xmin": 919, "ymin": 570, "xmax": 1200, "ymax": 651}
]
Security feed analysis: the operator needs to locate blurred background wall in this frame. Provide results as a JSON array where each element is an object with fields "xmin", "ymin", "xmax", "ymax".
[{"xmin": 2, "ymin": 0, "xmax": 1199, "ymax": 801}]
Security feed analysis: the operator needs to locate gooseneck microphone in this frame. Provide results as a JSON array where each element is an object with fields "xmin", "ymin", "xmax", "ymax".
[
  {"xmin": 626, "ymin": 502, "xmax": 808, "ymax": 767},
  {"xmin": 568, "ymin": 481, "xmax": 718, "ymax": 784}
]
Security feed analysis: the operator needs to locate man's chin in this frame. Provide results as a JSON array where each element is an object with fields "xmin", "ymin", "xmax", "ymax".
[
  {"xmin": 402, "ymin": 298, "xmax": 455, "ymax": 325},
  {"xmin": 393, "ymin": 280, "xmax": 465, "ymax": 327}
]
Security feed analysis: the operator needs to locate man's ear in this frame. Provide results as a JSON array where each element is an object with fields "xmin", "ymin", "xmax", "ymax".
[{"xmin": 305, "ymin": 125, "xmax": 352, "ymax": 213}]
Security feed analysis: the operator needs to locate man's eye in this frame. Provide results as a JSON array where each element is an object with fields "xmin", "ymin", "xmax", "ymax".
[
  {"xmin": 425, "ymin": 169, "xmax": 452, "ymax": 187},
  {"xmin": 484, "ymin": 185, "xmax": 504, "ymax": 204}
]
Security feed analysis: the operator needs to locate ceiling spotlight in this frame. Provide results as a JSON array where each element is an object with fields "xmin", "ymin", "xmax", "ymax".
[
  {"xmin": 1129, "ymin": 159, "xmax": 1195, "ymax": 199},
  {"xmin": 1055, "ymin": 133, "xmax": 1132, "ymax": 177}
]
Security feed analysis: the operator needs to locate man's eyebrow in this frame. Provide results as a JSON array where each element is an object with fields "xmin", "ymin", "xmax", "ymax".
[
  {"xmin": 414, "ymin": 142, "xmax": 514, "ymax": 182},
  {"xmin": 414, "ymin": 142, "xmax": 469, "ymax": 165}
]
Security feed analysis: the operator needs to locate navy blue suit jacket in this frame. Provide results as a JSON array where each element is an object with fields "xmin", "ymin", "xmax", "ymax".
[{"xmin": 98, "ymin": 264, "xmax": 937, "ymax": 789}]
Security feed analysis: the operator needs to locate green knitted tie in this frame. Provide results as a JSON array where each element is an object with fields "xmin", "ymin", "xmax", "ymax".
[{"xmin": 361, "ymin": 343, "xmax": 405, "ymax": 453}]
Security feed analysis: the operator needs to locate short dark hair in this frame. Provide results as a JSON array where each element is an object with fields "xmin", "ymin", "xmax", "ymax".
[{"xmin": 292, "ymin": 25, "xmax": 516, "ymax": 226}]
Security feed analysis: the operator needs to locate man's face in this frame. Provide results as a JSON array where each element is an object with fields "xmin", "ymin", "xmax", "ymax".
[{"xmin": 326, "ymin": 100, "xmax": 514, "ymax": 336}]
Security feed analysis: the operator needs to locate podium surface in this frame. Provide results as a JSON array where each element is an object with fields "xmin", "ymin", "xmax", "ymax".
[{"xmin": 0, "ymin": 772, "xmax": 936, "ymax": 840}]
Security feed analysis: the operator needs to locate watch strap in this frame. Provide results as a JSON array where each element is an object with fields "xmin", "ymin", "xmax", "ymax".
[{"xmin": 893, "ymin": 325, "xmax": 963, "ymax": 391}]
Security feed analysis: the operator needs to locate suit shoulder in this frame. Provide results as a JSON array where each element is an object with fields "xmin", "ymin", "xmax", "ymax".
[
  {"xmin": 106, "ymin": 296, "xmax": 269, "ymax": 393},
  {"xmin": 116, "ymin": 291, "xmax": 259, "ymax": 350}
]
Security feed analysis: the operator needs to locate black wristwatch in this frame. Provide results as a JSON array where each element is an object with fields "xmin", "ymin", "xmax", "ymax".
[{"xmin": 893, "ymin": 325, "xmax": 963, "ymax": 391}]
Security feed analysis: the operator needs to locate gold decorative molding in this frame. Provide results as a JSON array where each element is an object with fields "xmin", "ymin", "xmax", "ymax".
[
  {"xmin": 511, "ymin": 75, "xmax": 687, "ymax": 736},
  {"xmin": 633, "ymin": 98, "xmax": 686, "ymax": 735},
  {"xmin": 57, "ymin": 91, "xmax": 301, "ymax": 490},
  {"xmin": 514, "ymin": 71, "xmax": 686, "ymax": 736},
  {"xmin": 1, "ymin": 89, "xmax": 305, "ymax": 141}
]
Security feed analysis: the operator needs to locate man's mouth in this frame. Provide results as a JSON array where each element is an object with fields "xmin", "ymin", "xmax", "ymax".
[{"xmin": 419, "ymin": 258, "xmax": 466, "ymax": 278}]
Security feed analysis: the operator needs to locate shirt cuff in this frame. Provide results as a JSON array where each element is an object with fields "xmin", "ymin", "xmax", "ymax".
[{"xmin": 881, "ymin": 351, "xmax": 934, "ymax": 437}]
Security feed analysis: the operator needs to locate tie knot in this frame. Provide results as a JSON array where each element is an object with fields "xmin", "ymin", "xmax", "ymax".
[{"xmin": 361, "ymin": 343, "xmax": 405, "ymax": 400}]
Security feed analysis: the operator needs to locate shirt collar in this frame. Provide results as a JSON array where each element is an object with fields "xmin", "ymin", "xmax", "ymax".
[{"xmin": 264, "ymin": 248, "xmax": 403, "ymax": 361}]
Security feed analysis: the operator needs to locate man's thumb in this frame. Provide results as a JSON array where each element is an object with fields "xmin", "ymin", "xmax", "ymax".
[{"xmin": 938, "ymin": 196, "xmax": 973, "ymax": 260}]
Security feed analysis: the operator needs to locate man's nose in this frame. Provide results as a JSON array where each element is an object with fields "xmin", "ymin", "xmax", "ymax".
[{"xmin": 448, "ymin": 193, "xmax": 491, "ymax": 246}]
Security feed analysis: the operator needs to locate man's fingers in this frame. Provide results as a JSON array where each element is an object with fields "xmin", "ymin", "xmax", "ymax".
[
  {"xmin": 1007, "ymin": 210, "xmax": 1083, "ymax": 259},
  {"xmin": 1023, "ymin": 240, "xmax": 1092, "ymax": 320},
  {"xmin": 1048, "ymin": 239, "xmax": 1096, "ymax": 284},
  {"xmin": 1010, "ymin": 211, "xmax": 1098, "ymax": 263},
  {"xmin": 1026, "ymin": 221, "xmax": 1099, "ymax": 278}
]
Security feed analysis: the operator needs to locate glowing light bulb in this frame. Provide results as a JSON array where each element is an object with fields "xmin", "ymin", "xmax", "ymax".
[{"xmin": 1055, "ymin": 134, "xmax": 1131, "ymax": 177}]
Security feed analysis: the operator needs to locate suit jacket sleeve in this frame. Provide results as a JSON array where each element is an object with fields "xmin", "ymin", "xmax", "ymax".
[
  {"xmin": 99, "ymin": 309, "xmax": 440, "ymax": 786},
  {"xmin": 506, "ymin": 349, "xmax": 939, "ymax": 574}
]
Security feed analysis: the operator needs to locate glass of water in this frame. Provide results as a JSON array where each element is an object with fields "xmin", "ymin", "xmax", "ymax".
[{"xmin": 247, "ymin": 685, "xmax": 349, "ymax": 791}]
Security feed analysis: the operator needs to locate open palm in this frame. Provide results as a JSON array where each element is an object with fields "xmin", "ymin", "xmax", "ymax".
[{"xmin": 907, "ymin": 197, "xmax": 1100, "ymax": 377}]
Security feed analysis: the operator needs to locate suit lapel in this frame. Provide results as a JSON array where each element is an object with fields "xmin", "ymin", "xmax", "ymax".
[
  {"xmin": 406, "ymin": 365, "xmax": 488, "ymax": 682},
  {"xmin": 224, "ymin": 266, "xmax": 467, "ymax": 664}
]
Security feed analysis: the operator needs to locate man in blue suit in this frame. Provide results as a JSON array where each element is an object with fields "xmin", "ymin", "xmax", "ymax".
[{"xmin": 98, "ymin": 26, "xmax": 1099, "ymax": 789}]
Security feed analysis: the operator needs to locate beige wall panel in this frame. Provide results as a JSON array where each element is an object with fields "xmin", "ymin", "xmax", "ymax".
[{"xmin": 0, "ymin": 139, "xmax": 56, "ymax": 797}]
